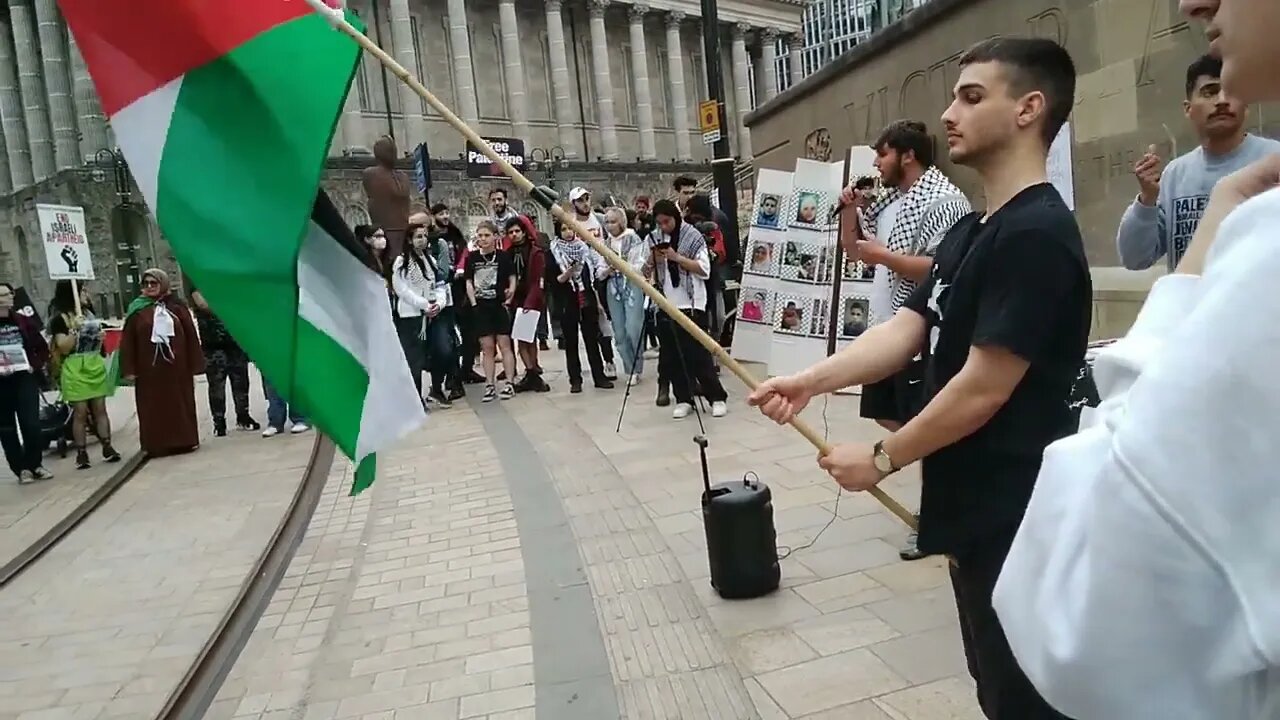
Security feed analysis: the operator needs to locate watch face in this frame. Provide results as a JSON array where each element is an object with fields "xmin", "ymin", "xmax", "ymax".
[{"xmin": 874, "ymin": 453, "xmax": 894, "ymax": 473}]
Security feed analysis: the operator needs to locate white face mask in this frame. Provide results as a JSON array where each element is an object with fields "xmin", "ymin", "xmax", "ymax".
[
  {"xmin": 372, "ymin": 236, "xmax": 387, "ymax": 251},
  {"xmin": 412, "ymin": 237, "xmax": 428, "ymax": 251}
]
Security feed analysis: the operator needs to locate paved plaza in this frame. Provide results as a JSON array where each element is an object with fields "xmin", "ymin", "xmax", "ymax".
[
  {"xmin": 205, "ymin": 353, "xmax": 982, "ymax": 720},
  {"xmin": 0, "ymin": 354, "xmax": 983, "ymax": 720}
]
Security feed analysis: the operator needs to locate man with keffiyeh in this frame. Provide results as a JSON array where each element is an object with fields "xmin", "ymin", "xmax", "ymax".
[{"xmin": 647, "ymin": 199, "xmax": 728, "ymax": 420}]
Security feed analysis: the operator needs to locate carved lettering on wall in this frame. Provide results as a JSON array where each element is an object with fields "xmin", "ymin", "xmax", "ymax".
[
  {"xmin": 1026, "ymin": 7, "xmax": 1066, "ymax": 45},
  {"xmin": 803, "ymin": 128, "xmax": 833, "ymax": 161},
  {"xmin": 1138, "ymin": 0, "xmax": 1190, "ymax": 87}
]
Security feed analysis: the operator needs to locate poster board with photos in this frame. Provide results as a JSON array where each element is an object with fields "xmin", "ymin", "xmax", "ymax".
[
  {"xmin": 766, "ymin": 158, "xmax": 844, "ymax": 379},
  {"xmin": 733, "ymin": 169, "xmax": 793, "ymax": 366}
]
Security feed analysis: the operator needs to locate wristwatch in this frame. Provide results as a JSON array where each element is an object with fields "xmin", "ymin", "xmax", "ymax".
[{"xmin": 872, "ymin": 440, "xmax": 897, "ymax": 476}]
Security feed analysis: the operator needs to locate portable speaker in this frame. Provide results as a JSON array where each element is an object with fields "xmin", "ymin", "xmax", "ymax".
[{"xmin": 696, "ymin": 436, "xmax": 781, "ymax": 600}]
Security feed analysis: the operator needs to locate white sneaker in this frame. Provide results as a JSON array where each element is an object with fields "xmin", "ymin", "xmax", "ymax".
[
  {"xmin": 604, "ymin": 362, "xmax": 617, "ymax": 379},
  {"xmin": 711, "ymin": 401, "xmax": 728, "ymax": 418},
  {"xmin": 672, "ymin": 403, "xmax": 693, "ymax": 419},
  {"xmin": 262, "ymin": 426, "xmax": 281, "ymax": 438},
  {"xmin": 290, "ymin": 423, "xmax": 311, "ymax": 434},
  {"xmin": 629, "ymin": 373, "xmax": 641, "ymax": 387}
]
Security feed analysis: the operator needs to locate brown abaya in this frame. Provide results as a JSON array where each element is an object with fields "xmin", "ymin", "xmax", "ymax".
[{"xmin": 121, "ymin": 293, "xmax": 205, "ymax": 456}]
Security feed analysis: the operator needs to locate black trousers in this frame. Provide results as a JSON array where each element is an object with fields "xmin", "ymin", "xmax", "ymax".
[
  {"xmin": 395, "ymin": 315, "xmax": 427, "ymax": 396},
  {"xmin": 950, "ymin": 537, "xmax": 1073, "ymax": 720},
  {"xmin": 0, "ymin": 372, "xmax": 42, "ymax": 474},
  {"xmin": 456, "ymin": 302, "xmax": 480, "ymax": 373},
  {"xmin": 560, "ymin": 301, "xmax": 606, "ymax": 385},
  {"xmin": 658, "ymin": 309, "xmax": 727, "ymax": 405},
  {"xmin": 205, "ymin": 348, "xmax": 251, "ymax": 424}
]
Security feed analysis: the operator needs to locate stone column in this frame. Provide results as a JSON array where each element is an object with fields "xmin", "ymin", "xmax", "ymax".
[
  {"xmin": 498, "ymin": 0, "xmax": 530, "ymax": 140},
  {"xmin": 761, "ymin": 29, "xmax": 779, "ymax": 101},
  {"xmin": 627, "ymin": 5, "xmax": 656, "ymax": 161},
  {"xmin": 447, "ymin": 0, "xmax": 480, "ymax": 125},
  {"xmin": 9, "ymin": 1, "xmax": 53, "ymax": 180},
  {"xmin": 730, "ymin": 24, "xmax": 752, "ymax": 160},
  {"xmin": 335, "ymin": 80, "xmax": 365, "ymax": 155},
  {"xmin": 789, "ymin": 33, "xmax": 803, "ymax": 87},
  {"xmin": 388, "ymin": 0, "xmax": 426, "ymax": 143},
  {"xmin": 33, "ymin": 0, "xmax": 77, "ymax": 170},
  {"xmin": 664, "ymin": 12, "xmax": 692, "ymax": 162},
  {"xmin": 587, "ymin": 0, "xmax": 618, "ymax": 161},
  {"xmin": 544, "ymin": 0, "xmax": 578, "ymax": 157},
  {"xmin": 68, "ymin": 33, "xmax": 109, "ymax": 162},
  {"xmin": 0, "ymin": 14, "xmax": 33, "ymax": 188}
]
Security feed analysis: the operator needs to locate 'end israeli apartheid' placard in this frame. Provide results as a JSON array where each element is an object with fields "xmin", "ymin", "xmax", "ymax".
[{"xmin": 37, "ymin": 204, "xmax": 95, "ymax": 281}]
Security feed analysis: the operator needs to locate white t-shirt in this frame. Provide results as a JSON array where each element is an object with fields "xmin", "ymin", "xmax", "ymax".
[
  {"xmin": 574, "ymin": 213, "xmax": 604, "ymax": 244},
  {"xmin": 867, "ymin": 197, "xmax": 902, "ymax": 324}
]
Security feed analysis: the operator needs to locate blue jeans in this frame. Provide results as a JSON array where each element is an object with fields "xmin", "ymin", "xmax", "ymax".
[
  {"xmin": 262, "ymin": 375, "xmax": 305, "ymax": 429},
  {"xmin": 606, "ymin": 280, "xmax": 647, "ymax": 376}
]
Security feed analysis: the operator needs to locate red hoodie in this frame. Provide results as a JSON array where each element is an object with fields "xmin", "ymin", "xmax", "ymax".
[{"xmin": 509, "ymin": 215, "xmax": 546, "ymax": 312}]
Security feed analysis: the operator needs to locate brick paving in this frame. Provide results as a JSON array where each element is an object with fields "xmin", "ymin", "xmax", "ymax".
[
  {"xmin": 0, "ymin": 378, "xmax": 316, "ymax": 720},
  {"xmin": 213, "ymin": 349, "xmax": 984, "ymax": 720},
  {"xmin": 0, "ymin": 388, "xmax": 139, "ymax": 572}
]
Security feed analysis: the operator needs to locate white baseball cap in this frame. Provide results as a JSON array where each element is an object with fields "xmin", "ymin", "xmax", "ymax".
[{"xmin": 568, "ymin": 186, "xmax": 590, "ymax": 201}]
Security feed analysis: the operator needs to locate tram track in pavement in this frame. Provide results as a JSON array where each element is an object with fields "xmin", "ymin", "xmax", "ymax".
[
  {"xmin": 155, "ymin": 435, "xmax": 335, "ymax": 720},
  {"xmin": 0, "ymin": 449, "xmax": 150, "ymax": 590},
  {"xmin": 0, "ymin": 433, "xmax": 336, "ymax": 720}
]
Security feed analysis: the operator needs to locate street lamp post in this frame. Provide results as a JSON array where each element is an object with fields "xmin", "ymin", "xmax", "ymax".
[
  {"xmin": 527, "ymin": 146, "xmax": 569, "ymax": 191},
  {"xmin": 92, "ymin": 148, "xmax": 142, "ymax": 302}
]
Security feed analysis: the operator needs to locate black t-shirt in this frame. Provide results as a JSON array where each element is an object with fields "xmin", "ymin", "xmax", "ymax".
[
  {"xmin": 902, "ymin": 183, "xmax": 1091, "ymax": 557},
  {"xmin": 463, "ymin": 249, "xmax": 514, "ymax": 303}
]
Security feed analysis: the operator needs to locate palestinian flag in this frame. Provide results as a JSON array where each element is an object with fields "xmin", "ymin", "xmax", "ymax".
[{"xmin": 60, "ymin": 0, "xmax": 426, "ymax": 493}]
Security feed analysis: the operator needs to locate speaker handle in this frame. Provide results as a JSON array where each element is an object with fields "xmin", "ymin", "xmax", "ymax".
[{"xmin": 694, "ymin": 435, "xmax": 713, "ymax": 495}]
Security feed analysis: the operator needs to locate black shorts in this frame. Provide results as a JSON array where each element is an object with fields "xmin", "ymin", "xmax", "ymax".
[
  {"xmin": 473, "ymin": 300, "xmax": 511, "ymax": 338},
  {"xmin": 860, "ymin": 358, "xmax": 925, "ymax": 424}
]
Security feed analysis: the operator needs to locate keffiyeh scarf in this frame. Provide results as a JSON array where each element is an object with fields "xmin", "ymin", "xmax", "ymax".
[
  {"xmin": 655, "ymin": 220, "xmax": 707, "ymax": 303},
  {"xmin": 552, "ymin": 238, "xmax": 601, "ymax": 307}
]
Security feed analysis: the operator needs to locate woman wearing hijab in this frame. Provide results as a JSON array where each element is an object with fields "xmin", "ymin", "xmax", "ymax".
[
  {"xmin": 503, "ymin": 215, "xmax": 549, "ymax": 393},
  {"xmin": 0, "ymin": 283, "xmax": 53, "ymax": 482},
  {"xmin": 120, "ymin": 269, "xmax": 203, "ymax": 456},
  {"xmin": 48, "ymin": 280, "xmax": 121, "ymax": 469},
  {"xmin": 600, "ymin": 207, "xmax": 649, "ymax": 386}
]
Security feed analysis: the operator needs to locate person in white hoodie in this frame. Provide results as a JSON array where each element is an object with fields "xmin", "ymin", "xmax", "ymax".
[{"xmin": 992, "ymin": 0, "xmax": 1280, "ymax": 718}]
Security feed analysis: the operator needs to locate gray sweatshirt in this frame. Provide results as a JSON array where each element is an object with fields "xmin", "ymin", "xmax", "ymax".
[{"xmin": 1116, "ymin": 133, "xmax": 1280, "ymax": 272}]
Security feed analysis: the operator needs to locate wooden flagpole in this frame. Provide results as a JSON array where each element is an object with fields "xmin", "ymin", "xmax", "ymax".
[{"xmin": 304, "ymin": 0, "xmax": 916, "ymax": 530}]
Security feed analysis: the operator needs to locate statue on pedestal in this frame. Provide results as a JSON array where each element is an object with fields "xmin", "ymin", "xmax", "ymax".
[{"xmin": 362, "ymin": 135, "xmax": 411, "ymax": 258}]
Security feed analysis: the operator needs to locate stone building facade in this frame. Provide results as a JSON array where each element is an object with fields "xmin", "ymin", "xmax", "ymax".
[{"xmin": 0, "ymin": 0, "xmax": 806, "ymax": 314}]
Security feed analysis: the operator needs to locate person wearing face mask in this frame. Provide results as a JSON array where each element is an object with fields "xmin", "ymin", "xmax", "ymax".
[
  {"xmin": 599, "ymin": 207, "xmax": 649, "ymax": 386},
  {"xmin": 0, "ymin": 283, "xmax": 53, "ymax": 483},
  {"xmin": 119, "ymin": 269, "xmax": 203, "ymax": 457},
  {"xmin": 503, "ymin": 215, "xmax": 549, "ymax": 393},
  {"xmin": 355, "ymin": 224, "xmax": 392, "ymax": 311},
  {"xmin": 393, "ymin": 222, "xmax": 455, "ymax": 407}
]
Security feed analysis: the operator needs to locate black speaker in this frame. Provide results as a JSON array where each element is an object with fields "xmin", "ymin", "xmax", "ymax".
[{"xmin": 697, "ymin": 436, "xmax": 781, "ymax": 600}]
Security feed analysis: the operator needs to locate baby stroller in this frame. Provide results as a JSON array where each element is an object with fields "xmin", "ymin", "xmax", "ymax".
[{"xmin": 38, "ymin": 391, "xmax": 71, "ymax": 457}]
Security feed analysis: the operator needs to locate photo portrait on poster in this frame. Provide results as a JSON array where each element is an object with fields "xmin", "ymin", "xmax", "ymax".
[
  {"xmin": 753, "ymin": 193, "xmax": 785, "ymax": 229},
  {"xmin": 808, "ymin": 299, "xmax": 829, "ymax": 338},
  {"xmin": 780, "ymin": 241, "xmax": 821, "ymax": 283},
  {"xmin": 841, "ymin": 297, "xmax": 870, "ymax": 338},
  {"xmin": 790, "ymin": 188, "xmax": 832, "ymax": 231},
  {"xmin": 747, "ymin": 241, "xmax": 775, "ymax": 275},
  {"xmin": 739, "ymin": 287, "xmax": 771, "ymax": 324},
  {"xmin": 774, "ymin": 296, "xmax": 809, "ymax": 335}
]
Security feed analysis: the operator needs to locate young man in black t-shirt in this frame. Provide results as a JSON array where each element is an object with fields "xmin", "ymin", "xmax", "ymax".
[{"xmin": 749, "ymin": 37, "xmax": 1089, "ymax": 719}]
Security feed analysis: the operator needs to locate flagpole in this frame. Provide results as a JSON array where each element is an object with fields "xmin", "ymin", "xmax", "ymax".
[{"xmin": 304, "ymin": 0, "xmax": 916, "ymax": 531}]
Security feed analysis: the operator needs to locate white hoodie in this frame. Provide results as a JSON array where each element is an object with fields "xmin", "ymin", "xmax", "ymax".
[{"xmin": 993, "ymin": 188, "xmax": 1280, "ymax": 719}]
